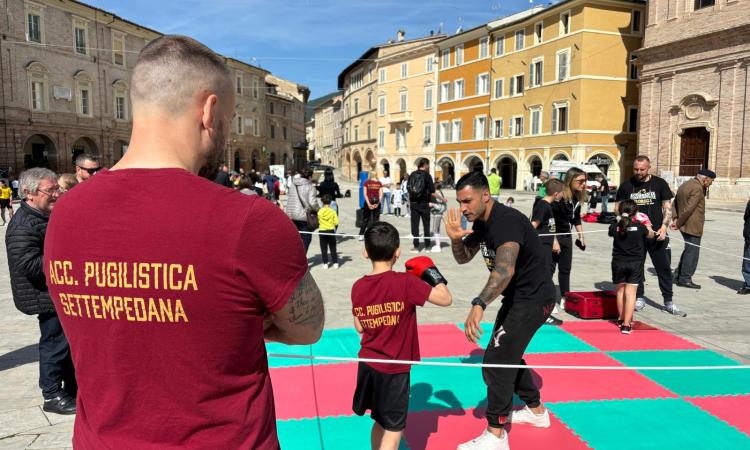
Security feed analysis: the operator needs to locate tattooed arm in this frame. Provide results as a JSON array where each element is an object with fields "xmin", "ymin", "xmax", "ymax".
[
  {"xmin": 265, "ymin": 271, "xmax": 325, "ymax": 344},
  {"xmin": 451, "ymin": 238, "xmax": 481, "ymax": 264},
  {"xmin": 657, "ymin": 199, "xmax": 672, "ymax": 240},
  {"xmin": 464, "ymin": 242, "xmax": 520, "ymax": 343},
  {"xmin": 477, "ymin": 242, "xmax": 520, "ymax": 305}
]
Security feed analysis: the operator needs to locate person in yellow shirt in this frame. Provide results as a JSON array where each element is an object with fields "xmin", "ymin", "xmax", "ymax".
[
  {"xmin": 0, "ymin": 180, "xmax": 13, "ymax": 225},
  {"xmin": 317, "ymin": 194, "xmax": 340, "ymax": 269}
]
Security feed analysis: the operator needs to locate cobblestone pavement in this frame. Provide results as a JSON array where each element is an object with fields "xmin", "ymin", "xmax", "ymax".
[{"xmin": 1, "ymin": 184, "xmax": 747, "ymax": 448}]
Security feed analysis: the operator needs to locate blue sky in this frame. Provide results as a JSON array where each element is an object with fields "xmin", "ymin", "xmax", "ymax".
[{"xmin": 87, "ymin": 0, "xmax": 541, "ymax": 99}]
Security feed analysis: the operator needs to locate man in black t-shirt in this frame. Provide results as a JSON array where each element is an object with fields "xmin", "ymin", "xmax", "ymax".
[
  {"xmin": 446, "ymin": 171, "xmax": 555, "ymax": 450},
  {"xmin": 408, "ymin": 158, "xmax": 436, "ymax": 252},
  {"xmin": 615, "ymin": 155, "xmax": 686, "ymax": 317}
]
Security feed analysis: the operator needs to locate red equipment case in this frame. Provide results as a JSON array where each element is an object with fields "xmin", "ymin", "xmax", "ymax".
[{"xmin": 564, "ymin": 290, "xmax": 619, "ymax": 319}]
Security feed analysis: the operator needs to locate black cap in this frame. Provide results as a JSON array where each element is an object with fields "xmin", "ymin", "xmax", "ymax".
[{"xmin": 698, "ymin": 168, "xmax": 716, "ymax": 179}]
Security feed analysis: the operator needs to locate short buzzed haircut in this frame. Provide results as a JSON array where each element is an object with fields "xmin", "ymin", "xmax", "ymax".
[
  {"xmin": 131, "ymin": 35, "xmax": 232, "ymax": 114},
  {"xmin": 74, "ymin": 153, "xmax": 99, "ymax": 166},
  {"xmin": 545, "ymin": 178, "xmax": 565, "ymax": 195},
  {"xmin": 634, "ymin": 155, "xmax": 651, "ymax": 164},
  {"xmin": 456, "ymin": 171, "xmax": 489, "ymax": 191},
  {"xmin": 364, "ymin": 221, "xmax": 400, "ymax": 262}
]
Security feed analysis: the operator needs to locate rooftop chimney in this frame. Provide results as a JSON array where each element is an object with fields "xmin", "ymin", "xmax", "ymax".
[{"xmin": 397, "ymin": 30, "xmax": 405, "ymax": 41}]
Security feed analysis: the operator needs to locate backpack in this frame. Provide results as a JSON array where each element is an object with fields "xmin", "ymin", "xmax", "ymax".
[{"xmin": 407, "ymin": 171, "xmax": 426, "ymax": 201}]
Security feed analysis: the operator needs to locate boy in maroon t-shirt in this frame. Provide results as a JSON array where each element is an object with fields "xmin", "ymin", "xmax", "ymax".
[{"xmin": 351, "ymin": 221, "xmax": 452, "ymax": 450}]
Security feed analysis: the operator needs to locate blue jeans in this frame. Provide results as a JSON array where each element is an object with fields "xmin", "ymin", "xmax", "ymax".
[
  {"xmin": 742, "ymin": 240, "xmax": 750, "ymax": 286},
  {"xmin": 601, "ymin": 195, "xmax": 609, "ymax": 214},
  {"xmin": 381, "ymin": 192, "xmax": 392, "ymax": 215}
]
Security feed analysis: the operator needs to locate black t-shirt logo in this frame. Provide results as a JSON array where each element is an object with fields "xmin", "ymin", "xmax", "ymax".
[
  {"xmin": 630, "ymin": 189, "xmax": 656, "ymax": 207},
  {"xmin": 480, "ymin": 242, "xmax": 495, "ymax": 272}
]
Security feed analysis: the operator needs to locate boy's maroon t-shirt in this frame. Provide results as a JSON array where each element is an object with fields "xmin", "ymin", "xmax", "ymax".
[
  {"xmin": 351, "ymin": 271, "xmax": 431, "ymax": 374},
  {"xmin": 43, "ymin": 168, "xmax": 307, "ymax": 450}
]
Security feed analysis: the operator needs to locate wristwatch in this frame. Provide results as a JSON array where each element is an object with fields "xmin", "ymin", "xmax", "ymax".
[{"xmin": 471, "ymin": 297, "xmax": 487, "ymax": 311}]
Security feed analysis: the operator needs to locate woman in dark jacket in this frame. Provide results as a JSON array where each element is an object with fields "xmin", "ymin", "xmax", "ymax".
[
  {"xmin": 316, "ymin": 169, "xmax": 341, "ymax": 215},
  {"xmin": 550, "ymin": 167, "xmax": 587, "ymax": 319}
]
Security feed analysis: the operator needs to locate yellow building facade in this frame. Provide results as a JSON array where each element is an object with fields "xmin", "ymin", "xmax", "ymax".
[{"xmin": 486, "ymin": 0, "xmax": 645, "ymax": 189}]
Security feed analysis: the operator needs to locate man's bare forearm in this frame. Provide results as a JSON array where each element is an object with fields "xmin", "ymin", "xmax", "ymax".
[
  {"xmin": 477, "ymin": 242, "xmax": 518, "ymax": 304},
  {"xmin": 661, "ymin": 200, "xmax": 672, "ymax": 228},
  {"xmin": 451, "ymin": 238, "xmax": 477, "ymax": 264}
]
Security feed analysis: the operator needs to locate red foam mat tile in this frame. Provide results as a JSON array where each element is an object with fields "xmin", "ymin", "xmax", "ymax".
[
  {"xmin": 418, "ymin": 323, "xmax": 481, "ymax": 359},
  {"xmin": 271, "ymin": 362, "xmax": 359, "ymax": 420},
  {"xmin": 404, "ymin": 407, "xmax": 590, "ymax": 450},
  {"xmin": 561, "ymin": 320, "xmax": 702, "ymax": 352},
  {"xmin": 524, "ymin": 352, "xmax": 677, "ymax": 403},
  {"xmin": 687, "ymin": 395, "xmax": 750, "ymax": 436}
]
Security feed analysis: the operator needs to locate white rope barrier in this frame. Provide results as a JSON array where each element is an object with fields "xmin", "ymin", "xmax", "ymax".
[
  {"xmin": 268, "ymin": 353, "xmax": 750, "ymax": 371},
  {"xmin": 296, "ymin": 229, "xmax": 611, "ymax": 239}
]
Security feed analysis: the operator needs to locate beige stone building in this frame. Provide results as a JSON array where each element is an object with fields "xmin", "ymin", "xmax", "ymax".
[
  {"xmin": 226, "ymin": 58, "xmax": 269, "ymax": 172},
  {"xmin": 338, "ymin": 32, "xmax": 444, "ymax": 182},
  {"xmin": 636, "ymin": 0, "xmax": 750, "ymax": 198},
  {"xmin": 0, "ymin": 0, "xmax": 161, "ymax": 174},
  {"xmin": 313, "ymin": 93, "xmax": 343, "ymax": 168},
  {"xmin": 375, "ymin": 34, "xmax": 443, "ymax": 183},
  {"xmin": 0, "ymin": 0, "xmax": 306, "ymax": 177}
]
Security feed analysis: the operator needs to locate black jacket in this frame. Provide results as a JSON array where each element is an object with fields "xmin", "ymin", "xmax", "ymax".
[
  {"xmin": 744, "ymin": 200, "xmax": 750, "ymax": 240},
  {"xmin": 6, "ymin": 202, "xmax": 54, "ymax": 315}
]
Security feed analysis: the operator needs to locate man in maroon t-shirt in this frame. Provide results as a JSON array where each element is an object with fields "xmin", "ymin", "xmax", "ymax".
[
  {"xmin": 351, "ymin": 222, "xmax": 452, "ymax": 450},
  {"xmin": 43, "ymin": 35, "xmax": 324, "ymax": 450},
  {"xmin": 358, "ymin": 173, "xmax": 383, "ymax": 240}
]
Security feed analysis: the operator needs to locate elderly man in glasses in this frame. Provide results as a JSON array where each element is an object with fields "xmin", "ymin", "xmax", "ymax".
[
  {"xmin": 74, "ymin": 153, "xmax": 101, "ymax": 183},
  {"xmin": 6, "ymin": 168, "xmax": 77, "ymax": 415}
]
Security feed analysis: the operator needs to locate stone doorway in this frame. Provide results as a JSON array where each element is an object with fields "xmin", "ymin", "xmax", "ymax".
[{"xmin": 679, "ymin": 127, "xmax": 710, "ymax": 176}]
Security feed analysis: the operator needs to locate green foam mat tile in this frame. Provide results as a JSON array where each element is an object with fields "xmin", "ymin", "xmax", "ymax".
[
  {"xmin": 607, "ymin": 350, "xmax": 750, "ymax": 397},
  {"xmin": 548, "ymin": 398, "xmax": 750, "ymax": 450},
  {"xmin": 458, "ymin": 322, "xmax": 596, "ymax": 354},
  {"xmin": 277, "ymin": 415, "xmax": 411, "ymax": 450},
  {"xmin": 268, "ymin": 327, "xmax": 360, "ymax": 368},
  {"xmin": 409, "ymin": 356, "xmax": 487, "ymax": 413}
]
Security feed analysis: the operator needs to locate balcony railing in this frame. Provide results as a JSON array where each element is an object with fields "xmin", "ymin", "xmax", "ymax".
[{"xmin": 388, "ymin": 111, "xmax": 413, "ymax": 124}]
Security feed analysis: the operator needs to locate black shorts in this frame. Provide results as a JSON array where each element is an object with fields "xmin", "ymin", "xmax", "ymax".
[
  {"xmin": 0, "ymin": 199, "xmax": 9, "ymax": 208},
  {"xmin": 612, "ymin": 260, "xmax": 642, "ymax": 285},
  {"xmin": 352, "ymin": 362, "xmax": 410, "ymax": 431}
]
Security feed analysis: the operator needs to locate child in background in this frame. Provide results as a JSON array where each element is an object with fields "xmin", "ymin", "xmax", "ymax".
[
  {"xmin": 392, "ymin": 183, "xmax": 403, "ymax": 217},
  {"xmin": 351, "ymin": 222, "xmax": 452, "ymax": 450},
  {"xmin": 609, "ymin": 200, "xmax": 654, "ymax": 334},
  {"xmin": 505, "ymin": 197, "xmax": 515, "ymax": 208},
  {"xmin": 318, "ymin": 194, "xmax": 340, "ymax": 269},
  {"xmin": 430, "ymin": 182, "xmax": 447, "ymax": 252},
  {"xmin": 531, "ymin": 179, "xmax": 565, "ymax": 326}
]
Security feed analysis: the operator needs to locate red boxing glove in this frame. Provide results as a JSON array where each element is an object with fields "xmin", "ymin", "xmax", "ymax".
[
  {"xmin": 634, "ymin": 212, "xmax": 652, "ymax": 227},
  {"xmin": 405, "ymin": 256, "xmax": 448, "ymax": 287}
]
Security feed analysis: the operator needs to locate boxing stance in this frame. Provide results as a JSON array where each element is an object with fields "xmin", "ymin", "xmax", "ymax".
[
  {"xmin": 445, "ymin": 172, "xmax": 556, "ymax": 450},
  {"xmin": 351, "ymin": 221, "xmax": 452, "ymax": 450}
]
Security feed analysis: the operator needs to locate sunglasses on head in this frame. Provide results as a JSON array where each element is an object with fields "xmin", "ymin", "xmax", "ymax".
[{"xmin": 78, "ymin": 166, "xmax": 101, "ymax": 175}]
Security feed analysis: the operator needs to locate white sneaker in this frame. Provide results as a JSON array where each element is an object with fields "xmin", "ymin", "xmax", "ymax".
[
  {"xmin": 457, "ymin": 429, "xmax": 509, "ymax": 450},
  {"xmin": 358, "ymin": 236, "xmax": 364, "ymax": 241},
  {"xmin": 510, "ymin": 406, "xmax": 551, "ymax": 428},
  {"xmin": 332, "ymin": 263, "xmax": 339, "ymax": 269},
  {"xmin": 431, "ymin": 245, "xmax": 441, "ymax": 253},
  {"xmin": 321, "ymin": 263, "xmax": 328, "ymax": 270},
  {"xmin": 635, "ymin": 297, "xmax": 646, "ymax": 311}
]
